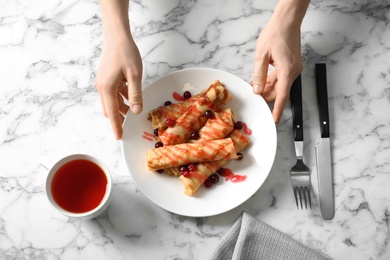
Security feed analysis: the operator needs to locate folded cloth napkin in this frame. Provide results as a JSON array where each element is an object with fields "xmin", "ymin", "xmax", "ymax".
[{"xmin": 209, "ymin": 212, "xmax": 328, "ymax": 260}]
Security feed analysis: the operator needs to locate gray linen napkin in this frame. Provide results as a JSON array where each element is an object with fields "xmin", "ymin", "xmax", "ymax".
[{"xmin": 209, "ymin": 212, "xmax": 328, "ymax": 260}]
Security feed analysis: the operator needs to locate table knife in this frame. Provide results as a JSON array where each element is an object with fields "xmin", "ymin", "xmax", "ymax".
[{"xmin": 315, "ymin": 63, "xmax": 335, "ymax": 220}]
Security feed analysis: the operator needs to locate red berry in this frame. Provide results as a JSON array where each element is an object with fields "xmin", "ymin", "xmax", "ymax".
[
  {"xmin": 234, "ymin": 121, "xmax": 243, "ymax": 130},
  {"xmin": 208, "ymin": 174, "xmax": 219, "ymax": 184},
  {"xmin": 164, "ymin": 101, "xmax": 172, "ymax": 106},
  {"xmin": 188, "ymin": 164, "xmax": 196, "ymax": 172},
  {"xmin": 166, "ymin": 118, "xmax": 175, "ymax": 127},
  {"xmin": 217, "ymin": 168, "xmax": 226, "ymax": 176},
  {"xmin": 183, "ymin": 91, "xmax": 192, "ymax": 99},
  {"xmin": 153, "ymin": 128, "xmax": 159, "ymax": 136},
  {"xmin": 204, "ymin": 179, "xmax": 213, "ymax": 188},
  {"xmin": 155, "ymin": 141, "xmax": 163, "ymax": 148},
  {"xmin": 179, "ymin": 165, "xmax": 188, "ymax": 173},
  {"xmin": 156, "ymin": 169, "xmax": 164, "ymax": 174},
  {"xmin": 182, "ymin": 171, "xmax": 190, "ymax": 178},
  {"xmin": 190, "ymin": 131, "xmax": 200, "ymax": 140},
  {"xmin": 237, "ymin": 152, "xmax": 243, "ymax": 160},
  {"xmin": 205, "ymin": 110, "xmax": 215, "ymax": 119}
]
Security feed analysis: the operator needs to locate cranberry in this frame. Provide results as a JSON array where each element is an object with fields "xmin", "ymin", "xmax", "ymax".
[
  {"xmin": 234, "ymin": 121, "xmax": 243, "ymax": 130},
  {"xmin": 182, "ymin": 171, "xmax": 190, "ymax": 178},
  {"xmin": 155, "ymin": 141, "xmax": 164, "ymax": 148},
  {"xmin": 217, "ymin": 168, "xmax": 226, "ymax": 176},
  {"xmin": 208, "ymin": 174, "xmax": 219, "ymax": 184},
  {"xmin": 204, "ymin": 110, "xmax": 215, "ymax": 119},
  {"xmin": 237, "ymin": 152, "xmax": 243, "ymax": 160},
  {"xmin": 204, "ymin": 179, "xmax": 213, "ymax": 188},
  {"xmin": 153, "ymin": 128, "xmax": 159, "ymax": 136},
  {"xmin": 179, "ymin": 165, "xmax": 188, "ymax": 173},
  {"xmin": 183, "ymin": 91, "xmax": 192, "ymax": 99},
  {"xmin": 164, "ymin": 101, "xmax": 172, "ymax": 106},
  {"xmin": 166, "ymin": 118, "xmax": 175, "ymax": 127},
  {"xmin": 156, "ymin": 169, "xmax": 164, "ymax": 174},
  {"xmin": 190, "ymin": 131, "xmax": 200, "ymax": 140},
  {"xmin": 188, "ymin": 164, "xmax": 196, "ymax": 172}
]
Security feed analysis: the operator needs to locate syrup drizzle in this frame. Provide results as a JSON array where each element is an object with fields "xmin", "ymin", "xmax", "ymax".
[
  {"xmin": 242, "ymin": 123, "xmax": 252, "ymax": 135},
  {"xmin": 173, "ymin": 92, "xmax": 186, "ymax": 101},
  {"xmin": 220, "ymin": 168, "xmax": 247, "ymax": 183},
  {"xmin": 189, "ymin": 171, "xmax": 208, "ymax": 183},
  {"xmin": 142, "ymin": 131, "xmax": 154, "ymax": 141}
]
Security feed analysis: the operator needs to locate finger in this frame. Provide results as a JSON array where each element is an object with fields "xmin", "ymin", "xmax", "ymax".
[
  {"xmin": 98, "ymin": 90, "xmax": 108, "ymax": 117},
  {"xmin": 252, "ymin": 52, "xmax": 269, "ymax": 95},
  {"xmin": 118, "ymin": 93, "xmax": 129, "ymax": 117},
  {"xmin": 261, "ymin": 88, "xmax": 276, "ymax": 102},
  {"xmin": 103, "ymin": 87, "xmax": 124, "ymax": 140},
  {"xmin": 125, "ymin": 69, "xmax": 143, "ymax": 114},
  {"xmin": 266, "ymin": 70, "xmax": 277, "ymax": 85},
  {"xmin": 272, "ymin": 76, "xmax": 290, "ymax": 123},
  {"xmin": 259, "ymin": 71, "xmax": 277, "ymax": 102},
  {"xmin": 251, "ymin": 72, "xmax": 276, "ymax": 86},
  {"xmin": 119, "ymin": 82, "xmax": 129, "ymax": 101}
]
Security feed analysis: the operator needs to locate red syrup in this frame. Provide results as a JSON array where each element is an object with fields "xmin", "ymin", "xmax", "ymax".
[
  {"xmin": 142, "ymin": 131, "xmax": 154, "ymax": 141},
  {"xmin": 173, "ymin": 92, "xmax": 186, "ymax": 101},
  {"xmin": 242, "ymin": 123, "xmax": 252, "ymax": 135},
  {"xmin": 219, "ymin": 168, "xmax": 247, "ymax": 183},
  {"xmin": 51, "ymin": 160, "xmax": 107, "ymax": 213}
]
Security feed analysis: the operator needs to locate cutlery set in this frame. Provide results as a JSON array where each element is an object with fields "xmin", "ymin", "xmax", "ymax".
[{"xmin": 289, "ymin": 63, "xmax": 335, "ymax": 220}]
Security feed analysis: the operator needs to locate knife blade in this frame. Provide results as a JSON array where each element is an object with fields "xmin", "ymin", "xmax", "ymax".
[{"xmin": 315, "ymin": 63, "xmax": 335, "ymax": 220}]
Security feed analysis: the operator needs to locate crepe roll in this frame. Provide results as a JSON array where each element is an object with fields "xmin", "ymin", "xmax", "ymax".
[
  {"xmin": 158, "ymin": 98, "xmax": 208, "ymax": 145},
  {"xmin": 158, "ymin": 81, "xmax": 232, "ymax": 145},
  {"xmin": 148, "ymin": 80, "xmax": 232, "ymax": 131},
  {"xmin": 179, "ymin": 129, "xmax": 251, "ymax": 196},
  {"xmin": 147, "ymin": 91, "xmax": 204, "ymax": 129},
  {"xmin": 147, "ymin": 138, "xmax": 238, "ymax": 171},
  {"xmin": 166, "ymin": 108, "xmax": 234, "ymax": 176},
  {"xmin": 189, "ymin": 108, "xmax": 234, "ymax": 143}
]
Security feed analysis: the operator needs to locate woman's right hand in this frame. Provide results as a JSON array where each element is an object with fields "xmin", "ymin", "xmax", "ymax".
[
  {"xmin": 96, "ymin": 0, "xmax": 143, "ymax": 140},
  {"xmin": 96, "ymin": 33, "xmax": 143, "ymax": 140}
]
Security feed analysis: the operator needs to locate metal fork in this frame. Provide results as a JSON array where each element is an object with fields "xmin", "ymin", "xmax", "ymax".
[{"xmin": 290, "ymin": 75, "xmax": 311, "ymax": 209}]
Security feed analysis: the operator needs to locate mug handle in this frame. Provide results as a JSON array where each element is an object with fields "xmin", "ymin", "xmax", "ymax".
[{"xmin": 39, "ymin": 156, "xmax": 54, "ymax": 171}]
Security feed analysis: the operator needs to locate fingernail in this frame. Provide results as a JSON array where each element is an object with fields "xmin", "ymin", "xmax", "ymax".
[
  {"xmin": 132, "ymin": 104, "xmax": 142, "ymax": 114},
  {"xmin": 253, "ymin": 84, "xmax": 263, "ymax": 94}
]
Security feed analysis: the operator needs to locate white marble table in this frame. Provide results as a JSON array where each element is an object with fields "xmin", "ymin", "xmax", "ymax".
[{"xmin": 1, "ymin": 0, "xmax": 390, "ymax": 259}]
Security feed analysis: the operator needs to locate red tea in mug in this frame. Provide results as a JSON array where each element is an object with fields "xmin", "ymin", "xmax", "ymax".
[{"xmin": 51, "ymin": 159, "xmax": 108, "ymax": 213}]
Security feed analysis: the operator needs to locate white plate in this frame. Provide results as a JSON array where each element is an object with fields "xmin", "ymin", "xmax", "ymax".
[{"xmin": 121, "ymin": 68, "xmax": 276, "ymax": 217}]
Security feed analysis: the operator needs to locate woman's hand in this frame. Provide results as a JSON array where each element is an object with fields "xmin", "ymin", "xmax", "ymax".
[
  {"xmin": 96, "ymin": 0, "xmax": 143, "ymax": 140},
  {"xmin": 252, "ymin": 0, "xmax": 310, "ymax": 123},
  {"xmin": 96, "ymin": 36, "xmax": 143, "ymax": 140}
]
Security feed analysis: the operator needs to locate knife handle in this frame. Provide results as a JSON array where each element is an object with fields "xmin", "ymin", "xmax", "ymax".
[
  {"xmin": 290, "ymin": 75, "xmax": 303, "ymax": 142},
  {"xmin": 315, "ymin": 63, "xmax": 330, "ymax": 138}
]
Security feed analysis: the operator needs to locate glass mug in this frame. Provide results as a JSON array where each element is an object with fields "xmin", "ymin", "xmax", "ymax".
[{"xmin": 41, "ymin": 154, "xmax": 112, "ymax": 220}]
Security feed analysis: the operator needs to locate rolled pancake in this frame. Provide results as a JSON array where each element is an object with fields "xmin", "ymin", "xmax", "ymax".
[
  {"xmin": 158, "ymin": 81, "xmax": 232, "ymax": 145},
  {"xmin": 179, "ymin": 130, "xmax": 250, "ymax": 196},
  {"xmin": 147, "ymin": 138, "xmax": 238, "ymax": 171}
]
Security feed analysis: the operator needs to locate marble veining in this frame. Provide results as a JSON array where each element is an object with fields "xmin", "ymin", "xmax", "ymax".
[{"xmin": 1, "ymin": 0, "xmax": 390, "ymax": 259}]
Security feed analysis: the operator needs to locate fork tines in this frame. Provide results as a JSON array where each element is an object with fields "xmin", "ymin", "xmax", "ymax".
[{"xmin": 293, "ymin": 185, "xmax": 312, "ymax": 209}]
